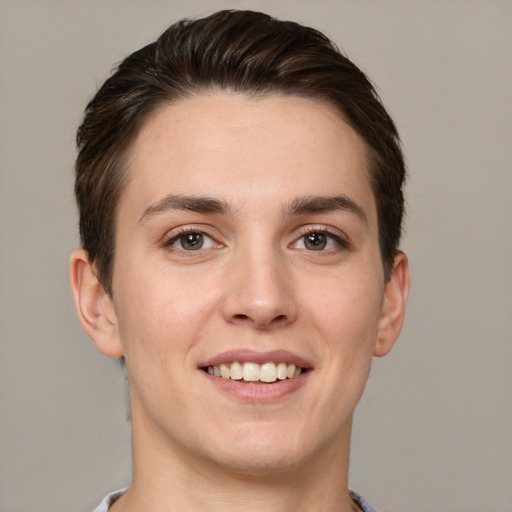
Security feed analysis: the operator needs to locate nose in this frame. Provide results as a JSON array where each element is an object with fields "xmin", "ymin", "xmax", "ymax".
[{"xmin": 220, "ymin": 244, "xmax": 298, "ymax": 329}]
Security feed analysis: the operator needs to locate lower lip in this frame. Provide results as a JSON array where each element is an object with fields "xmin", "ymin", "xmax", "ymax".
[{"xmin": 202, "ymin": 371, "xmax": 309, "ymax": 403}]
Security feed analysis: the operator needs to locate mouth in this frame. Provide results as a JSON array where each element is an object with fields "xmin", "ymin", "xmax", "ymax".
[
  {"xmin": 199, "ymin": 351, "xmax": 311, "ymax": 401},
  {"xmin": 199, "ymin": 350, "xmax": 312, "ymax": 386},
  {"xmin": 202, "ymin": 361, "xmax": 305, "ymax": 383}
]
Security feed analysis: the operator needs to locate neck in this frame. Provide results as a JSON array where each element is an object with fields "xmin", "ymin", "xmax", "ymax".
[{"xmin": 113, "ymin": 402, "xmax": 359, "ymax": 512}]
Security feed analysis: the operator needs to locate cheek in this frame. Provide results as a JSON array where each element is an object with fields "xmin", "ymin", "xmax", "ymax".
[
  {"xmin": 113, "ymin": 265, "xmax": 219, "ymax": 361},
  {"xmin": 306, "ymin": 271, "xmax": 384, "ymax": 358}
]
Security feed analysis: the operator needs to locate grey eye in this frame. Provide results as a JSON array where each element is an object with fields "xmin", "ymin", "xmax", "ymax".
[
  {"xmin": 178, "ymin": 233, "xmax": 204, "ymax": 250},
  {"xmin": 303, "ymin": 232, "xmax": 327, "ymax": 250},
  {"xmin": 166, "ymin": 230, "xmax": 217, "ymax": 252},
  {"xmin": 291, "ymin": 231, "xmax": 343, "ymax": 251}
]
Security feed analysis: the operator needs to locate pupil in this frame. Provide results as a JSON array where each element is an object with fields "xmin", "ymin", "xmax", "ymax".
[
  {"xmin": 181, "ymin": 233, "xmax": 203, "ymax": 250},
  {"xmin": 305, "ymin": 233, "xmax": 326, "ymax": 250}
]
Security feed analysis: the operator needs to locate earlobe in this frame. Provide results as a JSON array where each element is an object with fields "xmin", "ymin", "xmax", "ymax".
[
  {"xmin": 374, "ymin": 251, "xmax": 410, "ymax": 357},
  {"xmin": 69, "ymin": 249, "xmax": 124, "ymax": 358}
]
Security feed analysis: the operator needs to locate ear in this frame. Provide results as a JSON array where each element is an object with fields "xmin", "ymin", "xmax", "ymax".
[
  {"xmin": 374, "ymin": 251, "xmax": 410, "ymax": 357},
  {"xmin": 69, "ymin": 249, "xmax": 124, "ymax": 358}
]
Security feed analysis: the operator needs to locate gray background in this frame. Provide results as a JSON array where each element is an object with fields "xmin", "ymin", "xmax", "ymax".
[{"xmin": 1, "ymin": 1, "xmax": 511, "ymax": 511}]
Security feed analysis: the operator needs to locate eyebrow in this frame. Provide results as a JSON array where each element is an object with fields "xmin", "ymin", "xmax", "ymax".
[
  {"xmin": 286, "ymin": 195, "xmax": 368, "ymax": 225},
  {"xmin": 138, "ymin": 193, "xmax": 368, "ymax": 225},
  {"xmin": 138, "ymin": 194, "xmax": 232, "ymax": 222}
]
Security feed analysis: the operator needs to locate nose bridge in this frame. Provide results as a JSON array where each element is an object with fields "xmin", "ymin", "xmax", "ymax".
[{"xmin": 222, "ymin": 233, "xmax": 297, "ymax": 328}]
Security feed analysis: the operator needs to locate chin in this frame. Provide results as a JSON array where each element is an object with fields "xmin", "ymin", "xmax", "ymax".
[
  {"xmin": 212, "ymin": 447, "xmax": 306, "ymax": 477},
  {"xmin": 199, "ymin": 424, "xmax": 322, "ymax": 477}
]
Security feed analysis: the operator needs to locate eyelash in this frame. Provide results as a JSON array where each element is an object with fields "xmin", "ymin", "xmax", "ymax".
[
  {"xmin": 161, "ymin": 226, "xmax": 350, "ymax": 254},
  {"xmin": 161, "ymin": 227, "xmax": 218, "ymax": 253},
  {"xmin": 291, "ymin": 226, "xmax": 350, "ymax": 252}
]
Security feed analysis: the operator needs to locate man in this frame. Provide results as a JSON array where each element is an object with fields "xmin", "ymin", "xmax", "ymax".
[{"xmin": 70, "ymin": 10, "xmax": 409, "ymax": 512}]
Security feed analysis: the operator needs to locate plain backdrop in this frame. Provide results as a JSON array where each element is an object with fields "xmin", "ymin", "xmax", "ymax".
[{"xmin": 1, "ymin": 1, "xmax": 511, "ymax": 511}]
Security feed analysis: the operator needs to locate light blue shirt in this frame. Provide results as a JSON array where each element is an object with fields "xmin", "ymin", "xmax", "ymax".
[{"xmin": 93, "ymin": 488, "xmax": 379, "ymax": 511}]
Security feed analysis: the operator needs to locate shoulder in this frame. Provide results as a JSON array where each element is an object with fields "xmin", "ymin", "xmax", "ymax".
[
  {"xmin": 92, "ymin": 489, "xmax": 127, "ymax": 512},
  {"xmin": 350, "ymin": 490, "xmax": 380, "ymax": 512},
  {"xmin": 92, "ymin": 488, "xmax": 376, "ymax": 512}
]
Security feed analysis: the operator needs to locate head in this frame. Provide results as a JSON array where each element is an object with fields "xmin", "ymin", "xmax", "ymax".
[
  {"xmin": 75, "ymin": 9, "xmax": 405, "ymax": 297},
  {"xmin": 71, "ymin": 9, "xmax": 410, "ymax": 482}
]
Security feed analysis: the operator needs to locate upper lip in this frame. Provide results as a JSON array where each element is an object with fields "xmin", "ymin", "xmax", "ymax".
[{"xmin": 198, "ymin": 349, "xmax": 313, "ymax": 369}]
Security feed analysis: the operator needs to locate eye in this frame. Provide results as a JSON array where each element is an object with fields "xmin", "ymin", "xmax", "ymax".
[
  {"xmin": 291, "ymin": 230, "xmax": 347, "ymax": 251},
  {"xmin": 303, "ymin": 232, "xmax": 329, "ymax": 250},
  {"xmin": 165, "ymin": 231, "xmax": 217, "ymax": 251}
]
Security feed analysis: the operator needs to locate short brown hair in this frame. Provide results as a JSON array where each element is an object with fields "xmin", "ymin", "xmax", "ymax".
[{"xmin": 75, "ymin": 9, "xmax": 406, "ymax": 295}]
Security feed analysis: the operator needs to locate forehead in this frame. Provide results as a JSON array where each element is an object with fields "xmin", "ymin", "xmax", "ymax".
[{"xmin": 121, "ymin": 92, "xmax": 375, "ymax": 220}]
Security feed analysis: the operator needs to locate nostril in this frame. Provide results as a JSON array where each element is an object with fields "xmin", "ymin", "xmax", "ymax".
[{"xmin": 231, "ymin": 312, "xmax": 288, "ymax": 327}]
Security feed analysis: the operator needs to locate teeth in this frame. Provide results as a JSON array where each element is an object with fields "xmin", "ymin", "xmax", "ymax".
[
  {"xmin": 243, "ymin": 362, "xmax": 260, "ymax": 381},
  {"xmin": 230, "ymin": 361, "xmax": 243, "ymax": 380},
  {"xmin": 260, "ymin": 362, "xmax": 277, "ymax": 383},
  {"xmin": 206, "ymin": 361, "xmax": 304, "ymax": 382},
  {"xmin": 219, "ymin": 363, "xmax": 230, "ymax": 379},
  {"xmin": 277, "ymin": 362, "xmax": 287, "ymax": 380}
]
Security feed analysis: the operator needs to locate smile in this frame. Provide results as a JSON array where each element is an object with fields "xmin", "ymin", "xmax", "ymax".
[{"xmin": 204, "ymin": 362, "xmax": 304, "ymax": 383}]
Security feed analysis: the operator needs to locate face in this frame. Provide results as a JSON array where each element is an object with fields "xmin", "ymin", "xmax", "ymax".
[{"xmin": 95, "ymin": 93, "xmax": 406, "ymax": 475}]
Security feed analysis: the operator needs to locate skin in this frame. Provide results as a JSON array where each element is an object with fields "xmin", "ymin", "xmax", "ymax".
[{"xmin": 70, "ymin": 93, "xmax": 409, "ymax": 512}]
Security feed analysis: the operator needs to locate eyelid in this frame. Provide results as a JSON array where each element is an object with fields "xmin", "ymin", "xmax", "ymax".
[
  {"xmin": 161, "ymin": 225, "xmax": 222, "ymax": 250},
  {"xmin": 290, "ymin": 224, "xmax": 351, "ymax": 250},
  {"xmin": 159, "ymin": 223, "xmax": 350, "ymax": 252}
]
